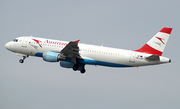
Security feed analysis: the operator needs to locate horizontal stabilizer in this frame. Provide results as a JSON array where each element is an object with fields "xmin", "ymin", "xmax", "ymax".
[{"xmin": 145, "ymin": 55, "xmax": 160, "ymax": 62}]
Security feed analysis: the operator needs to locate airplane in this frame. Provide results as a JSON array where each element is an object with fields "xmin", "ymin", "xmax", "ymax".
[{"xmin": 5, "ymin": 27, "xmax": 172, "ymax": 74}]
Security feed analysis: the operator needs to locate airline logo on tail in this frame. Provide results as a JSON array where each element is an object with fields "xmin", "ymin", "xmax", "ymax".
[{"xmin": 156, "ymin": 36, "xmax": 165, "ymax": 44}]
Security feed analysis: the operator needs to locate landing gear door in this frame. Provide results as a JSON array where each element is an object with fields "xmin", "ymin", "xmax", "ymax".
[
  {"xmin": 129, "ymin": 52, "xmax": 136, "ymax": 63},
  {"xmin": 22, "ymin": 37, "xmax": 29, "ymax": 47}
]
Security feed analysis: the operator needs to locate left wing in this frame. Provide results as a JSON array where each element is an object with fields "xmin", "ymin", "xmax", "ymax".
[{"xmin": 60, "ymin": 40, "xmax": 81, "ymax": 64}]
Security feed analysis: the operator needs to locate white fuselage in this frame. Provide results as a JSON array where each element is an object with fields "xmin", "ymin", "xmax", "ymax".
[{"xmin": 5, "ymin": 36, "xmax": 170, "ymax": 68}]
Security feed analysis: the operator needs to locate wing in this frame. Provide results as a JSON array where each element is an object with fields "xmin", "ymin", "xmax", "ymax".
[{"xmin": 60, "ymin": 40, "xmax": 81, "ymax": 64}]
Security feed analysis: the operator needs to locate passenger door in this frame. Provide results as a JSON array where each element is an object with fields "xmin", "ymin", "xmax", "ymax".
[{"xmin": 22, "ymin": 37, "xmax": 29, "ymax": 47}]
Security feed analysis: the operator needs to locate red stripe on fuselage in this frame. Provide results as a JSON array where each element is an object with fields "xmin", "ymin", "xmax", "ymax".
[{"xmin": 135, "ymin": 44, "xmax": 162, "ymax": 56}]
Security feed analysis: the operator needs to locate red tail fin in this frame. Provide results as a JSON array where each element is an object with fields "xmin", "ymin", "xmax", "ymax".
[{"xmin": 135, "ymin": 27, "xmax": 172, "ymax": 56}]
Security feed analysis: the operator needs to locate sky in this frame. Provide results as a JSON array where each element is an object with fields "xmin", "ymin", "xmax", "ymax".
[{"xmin": 0, "ymin": 0, "xmax": 180, "ymax": 109}]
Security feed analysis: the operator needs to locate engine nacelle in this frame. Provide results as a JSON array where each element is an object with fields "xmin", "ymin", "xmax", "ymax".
[
  {"xmin": 60, "ymin": 61, "xmax": 74, "ymax": 68},
  {"xmin": 43, "ymin": 51, "xmax": 65, "ymax": 62}
]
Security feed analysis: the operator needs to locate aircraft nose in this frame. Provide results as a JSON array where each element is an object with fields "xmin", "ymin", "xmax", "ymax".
[{"xmin": 5, "ymin": 42, "xmax": 11, "ymax": 50}]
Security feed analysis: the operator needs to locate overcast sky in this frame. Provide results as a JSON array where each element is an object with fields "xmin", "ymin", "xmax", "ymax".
[{"xmin": 1, "ymin": 0, "xmax": 180, "ymax": 109}]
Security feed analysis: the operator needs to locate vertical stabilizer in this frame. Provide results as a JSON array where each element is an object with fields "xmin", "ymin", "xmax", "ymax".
[{"xmin": 135, "ymin": 27, "xmax": 172, "ymax": 56}]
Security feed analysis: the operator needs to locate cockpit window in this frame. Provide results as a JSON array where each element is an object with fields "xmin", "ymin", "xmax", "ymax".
[{"xmin": 13, "ymin": 39, "xmax": 18, "ymax": 42}]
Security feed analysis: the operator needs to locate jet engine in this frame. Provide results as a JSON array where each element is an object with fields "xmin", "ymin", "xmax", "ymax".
[
  {"xmin": 60, "ymin": 61, "xmax": 74, "ymax": 68},
  {"xmin": 43, "ymin": 51, "xmax": 65, "ymax": 62}
]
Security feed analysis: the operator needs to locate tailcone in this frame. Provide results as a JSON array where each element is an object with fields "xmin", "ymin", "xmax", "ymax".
[{"xmin": 160, "ymin": 56, "xmax": 171, "ymax": 64}]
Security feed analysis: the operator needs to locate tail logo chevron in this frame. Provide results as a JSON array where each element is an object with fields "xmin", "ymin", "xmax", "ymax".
[{"xmin": 156, "ymin": 36, "xmax": 165, "ymax": 44}]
